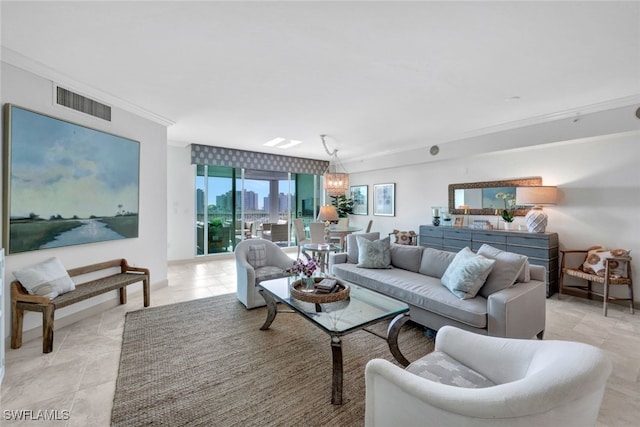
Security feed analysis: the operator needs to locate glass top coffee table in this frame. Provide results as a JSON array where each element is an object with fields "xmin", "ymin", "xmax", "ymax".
[{"xmin": 257, "ymin": 276, "xmax": 410, "ymax": 405}]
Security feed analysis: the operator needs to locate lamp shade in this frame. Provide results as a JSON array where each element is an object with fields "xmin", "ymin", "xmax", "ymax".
[
  {"xmin": 317, "ymin": 205, "xmax": 339, "ymax": 222},
  {"xmin": 516, "ymin": 186, "xmax": 558, "ymax": 206}
]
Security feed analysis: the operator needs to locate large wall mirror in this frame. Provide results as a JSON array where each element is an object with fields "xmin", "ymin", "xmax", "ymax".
[{"xmin": 448, "ymin": 177, "xmax": 542, "ymax": 216}]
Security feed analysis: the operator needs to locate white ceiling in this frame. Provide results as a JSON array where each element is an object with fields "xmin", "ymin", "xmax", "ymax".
[{"xmin": 2, "ymin": 1, "xmax": 639, "ymax": 162}]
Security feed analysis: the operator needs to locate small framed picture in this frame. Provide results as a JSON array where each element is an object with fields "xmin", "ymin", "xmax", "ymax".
[
  {"xmin": 350, "ymin": 185, "xmax": 368, "ymax": 215},
  {"xmin": 373, "ymin": 183, "xmax": 395, "ymax": 216},
  {"xmin": 454, "ymin": 216, "xmax": 464, "ymax": 227}
]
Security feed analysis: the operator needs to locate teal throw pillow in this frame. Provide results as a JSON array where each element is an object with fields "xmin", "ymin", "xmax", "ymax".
[
  {"xmin": 441, "ymin": 247, "xmax": 496, "ymax": 299},
  {"xmin": 356, "ymin": 235, "xmax": 392, "ymax": 269}
]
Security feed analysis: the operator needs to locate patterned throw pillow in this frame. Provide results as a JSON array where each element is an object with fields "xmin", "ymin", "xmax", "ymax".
[
  {"xmin": 356, "ymin": 235, "xmax": 392, "ymax": 269},
  {"xmin": 390, "ymin": 229, "xmax": 416, "ymax": 245},
  {"xmin": 582, "ymin": 247, "xmax": 630, "ymax": 278},
  {"xmin": 441, "ymin": 247, "xmax": 496, "ymax": 299},
  {"xmin": 248, "ymin": 245, "xmax": 267, "ymax": 269},
  {"xmin": 13, "ymin": 257, "xmax": 76, "ymax": 300}
]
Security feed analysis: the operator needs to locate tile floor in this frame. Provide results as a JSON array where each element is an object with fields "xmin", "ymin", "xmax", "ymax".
[{"xmin": 1, "ymin": 256, "xmax": 639, "ymax": 426}]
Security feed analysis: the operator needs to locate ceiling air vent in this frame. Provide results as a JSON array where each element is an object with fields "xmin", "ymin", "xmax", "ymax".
[{"xmin": 56, "ymin": 86, "xmax": 112, "ymax": 121}]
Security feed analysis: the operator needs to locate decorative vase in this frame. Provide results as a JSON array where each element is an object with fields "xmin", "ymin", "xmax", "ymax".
[
  {"xmin": 432, "ymin": 216, "xmax": 440, "ymax": 226},
  {"xmin": 301, "ymin": 276, "xmax": 315, "ymax": 292},
  {"xmin": 503, "ymin": 222, "xmax": 513, "ymax": 231}
]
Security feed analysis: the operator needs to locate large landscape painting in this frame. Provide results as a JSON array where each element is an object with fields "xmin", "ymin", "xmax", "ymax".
[{"xmin": 3, "ymin": 104, "xmax": 140, "ymax": 254}]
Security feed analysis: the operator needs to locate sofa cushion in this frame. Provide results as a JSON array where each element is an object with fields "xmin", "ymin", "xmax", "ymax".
[
  {"xmin": 346, "ymin": 232, "xmax": 380, "ymax": 264},
  {"xmin": 13, "ymin": 257, "xmax": 76, "ymax": 300},
  {"xmin": 356, "ymin": 236, "xmax": 392, "ymax": 269},
  {"xmin": 477, "ymin": 244, "xmax": 528, "ymax": 298},
  {"xmin": 332, "ymin": 263, "xmax": 488, "ymax": 328},
  {"xmin": 390, "ymin": 244, "xmax": 424, "ymax": 272},
  {"xmin": 419, "ymin": 248, "xmax": 456, "ymax": 278},
  {"xmin": 441, "ymin": 247, "xmax": 496, "ymax": 299}
]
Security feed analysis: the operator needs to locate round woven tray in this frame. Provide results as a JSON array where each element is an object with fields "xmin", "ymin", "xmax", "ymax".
[{"xmin": 290, "ymin": 277, "xmax": 350, "ymax": 303}]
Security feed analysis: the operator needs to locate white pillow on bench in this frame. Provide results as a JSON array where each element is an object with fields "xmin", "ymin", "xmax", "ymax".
[{"xmin": 13, "ymin": 257, "xmax": 76, "ymax": 300}]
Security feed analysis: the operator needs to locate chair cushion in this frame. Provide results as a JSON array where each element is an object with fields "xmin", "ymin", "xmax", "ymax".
[
  {"xmin": 441, "ymin": 247, "xmax": 495, "ymax": 299},
  {"xmin": 254, "ymin": 266, "xmax": 288, "ymax": 284},
  {"xmin": 390, "ymin": 244, "xmax": 424, "ymax": 272},
  {"xmin": 13, "ymin": 257, "xmax": 76, "ymax": 300},
  {"xmin": 582, "ymin": 247, "xmax": 630, "ymax": 278},
  {"xmin": 248, "ymin": 245, "xmax": 267, "ymax": 268},
  {"xmin": 406, "ymin": 351, "xmax": 496, "ymax": 388},
  {"xmin": 356, "ymin": 236, "xmax": 392, "ymax": 269},
  {"xmin": 476, "ymin": 244, "xmax": 528, "ymax": 298}
]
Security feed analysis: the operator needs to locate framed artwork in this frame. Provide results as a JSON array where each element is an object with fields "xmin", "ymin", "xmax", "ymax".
[
  {"xmin": 454, "ymin": 216, "xmax": 464, "ymax": 227},
  {"xmin": 350, "ymin": 185, "xmax": 368, "ymax": 215},
  {"xmin": 3, "ymin": 104, "xmax": 140, "ymax": 254},
  {"xmin": 373, "ymin": 183, "xmax": 395, "ymax": 216}
]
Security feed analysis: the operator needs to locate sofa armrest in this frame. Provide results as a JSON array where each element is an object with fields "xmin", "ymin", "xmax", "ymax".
[
  {"xmin": 529, "ymin": 264, "xmax": 545, "ymax": 282},
  {"xmin": 487, "ymin": 279, "xmax": 546, "ymax": 339},
  {"xmin": 328, "ymin": 252, "xmax": 348, "ymax": 275}
]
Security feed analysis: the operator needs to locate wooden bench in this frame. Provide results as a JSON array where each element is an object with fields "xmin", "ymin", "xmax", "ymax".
[{"xmin": 11, "ymin": 258, "xmax": 150, "ymax": 353}]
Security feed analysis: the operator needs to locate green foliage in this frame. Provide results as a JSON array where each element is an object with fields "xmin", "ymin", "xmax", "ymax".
[
  {"xmin": 330, "ymin": 195, "xmax": 354, "ymax": 218},
  {"xmin": 209, "ymin": 217, "xmax": 224, "ymax": 227}
]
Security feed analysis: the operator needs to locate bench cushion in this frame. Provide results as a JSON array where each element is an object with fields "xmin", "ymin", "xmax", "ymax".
[{"xmin": 13, "ymin": 257, "xmax": 75, "ymax": 300}]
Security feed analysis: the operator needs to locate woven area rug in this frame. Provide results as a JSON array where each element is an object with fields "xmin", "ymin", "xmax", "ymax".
[{"xmin": 111, "ymin": 294, "xmax": 434, "ymax": 427}]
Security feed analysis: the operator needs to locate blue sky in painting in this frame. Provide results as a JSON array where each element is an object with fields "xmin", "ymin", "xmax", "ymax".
[{"xmin": 9, "ymin": 106, "xmax": 139, "ymax": 218}]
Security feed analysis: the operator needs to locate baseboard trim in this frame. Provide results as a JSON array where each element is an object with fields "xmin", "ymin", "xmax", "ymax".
[{"xmin": 5, "ymin": 279, "xmax": 169, "ymax": 349}]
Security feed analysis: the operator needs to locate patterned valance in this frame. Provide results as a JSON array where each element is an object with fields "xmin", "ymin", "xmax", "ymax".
[{"xmin": 191, "ymin": 144, "xmax": 328, "ymax": 175}]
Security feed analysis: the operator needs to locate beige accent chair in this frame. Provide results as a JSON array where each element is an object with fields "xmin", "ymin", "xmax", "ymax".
[
  {"xmin": 365, "ymin": 219, "xmax": 373, "ymax": 233},
  {"xmin": 235, "ymin": 238, "xmax": 293, "ymax": 309},
  {"xmin": 262, "ymin": 223, "xmax": 289, "ymax": 245},
  {"xmin": 308, "ymin": 222, "xmax": 326, "ymax": 244},
  {"xmin": 293, "ymin": 218, "xmax": 311, "ymax": 257},
  {"xmin": 365, "ymin": 326, "xmax": 611, "ymax": 427}
]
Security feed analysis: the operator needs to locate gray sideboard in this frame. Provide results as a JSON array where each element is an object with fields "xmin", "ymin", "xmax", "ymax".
[{"xmin": 419, "ymin": 225, "xmax": 559, "ymax": 297}]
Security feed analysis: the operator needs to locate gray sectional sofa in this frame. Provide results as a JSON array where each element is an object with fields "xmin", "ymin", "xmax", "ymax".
[{"xmin": 328, "ymin": 232, "xmax": 546, "ymax": 339}]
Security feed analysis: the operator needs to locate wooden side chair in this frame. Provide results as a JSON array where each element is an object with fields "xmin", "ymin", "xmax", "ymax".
[{"xmin": 560, "ymin": 247, "xmax": 633, "ymax": 316}]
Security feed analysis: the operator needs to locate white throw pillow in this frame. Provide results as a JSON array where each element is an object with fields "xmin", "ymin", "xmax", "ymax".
[
  {"xmin": 248, "ymin": 245, "xmax": 267, "ymax": 268},
  {"xmin": 13, "ymin": 257, "xmax": 75, "ymax": 300},
  {"xmin": 441, "ymin": 247, "xmax": 496, "ymax": 299}
]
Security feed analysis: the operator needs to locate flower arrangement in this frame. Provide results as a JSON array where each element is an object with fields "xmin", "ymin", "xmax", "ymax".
[
  {"xmin": 496, "ymin": 192, "xmax": 516, "ymax": 223},
  {"xmin": 284, "ymin": 258, "xmax": 317, "ymax": 278}
]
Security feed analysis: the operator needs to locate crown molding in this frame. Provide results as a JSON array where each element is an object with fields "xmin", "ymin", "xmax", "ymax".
[{"xmin": 1, "ymin": 47, "xmax": 175, "ymax": 127}]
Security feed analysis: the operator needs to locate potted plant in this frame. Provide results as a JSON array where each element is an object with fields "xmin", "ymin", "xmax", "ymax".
[
  {"xmin": 496, "ymin": 193, "xmax": 516, "ymax": 229},
  {"xmin": 330, "ymin": 195, "xmax": 354, "ymax": 218}
]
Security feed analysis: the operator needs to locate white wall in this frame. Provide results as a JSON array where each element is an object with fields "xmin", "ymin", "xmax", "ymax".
[
  {"xmin": 167, "ymin": 145, "xmax": 196, "ymax": 261},
  {"xmin": 1, "ymin": 63, "xmax": 169, "ymax": 339},
  {"xmin": 345, "ymin": 131, "xmax": 640, "ymax": 302}
]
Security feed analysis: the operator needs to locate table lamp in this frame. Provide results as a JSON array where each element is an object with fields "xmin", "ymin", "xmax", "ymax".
[
  {"xmin": 516, "ymin": 186, "xmax": 558, "ymax": 233},
  {"xmin": 317, "ymin": 205, "xmax": 339, "ymax": 243}
]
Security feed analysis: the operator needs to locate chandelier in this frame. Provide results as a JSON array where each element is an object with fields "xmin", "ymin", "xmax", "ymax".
[{"xmin": 321, "ymin": 134, "xmax": 349, "ymax": 196}]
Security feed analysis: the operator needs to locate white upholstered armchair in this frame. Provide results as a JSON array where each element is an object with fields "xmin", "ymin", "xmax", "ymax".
[
  {"xmin": 365, "ymin": 326, "xmax": 611, "ymax": 427},
  {"xmin": 235, "ymin": 238, "xmax": 293, "ymax": 309}
]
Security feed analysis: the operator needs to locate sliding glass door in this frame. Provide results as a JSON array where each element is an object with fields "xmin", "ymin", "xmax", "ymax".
[{"xmin": 196, "ymin": 166, "xmax": 321, "ymax": 256}]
